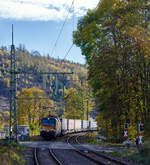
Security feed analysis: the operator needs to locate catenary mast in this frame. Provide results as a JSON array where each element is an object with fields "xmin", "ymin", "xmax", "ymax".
[
  {"xmin": 9, "ymin": 25, "xmax": 73, "ymax": 142},
  {"xmin": 9, "ymin": 24, "xmax": 18, "ymax": 142}
]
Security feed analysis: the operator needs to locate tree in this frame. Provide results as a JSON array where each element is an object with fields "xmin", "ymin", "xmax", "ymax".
[
  {"xmin": 17, "ymin": 87, "xmax": 54, "ymax": 135},
  {"xmin": 0, "ymin": 114, "xmax": 3, "ymax": 129},
  {"xmin": 3, "ymin": 111, "xmax": 9, "ymax": 121},
  {"xmin": 63, "ymin": 88, "xmax": 83, "ymax": 119},
  {"xmin": 3, "ymin": 78, "xmax": 10, "ymax": 88},
  {"xmin": 73, "ymin": 0, "xmax": 150, "ymax": 139}
]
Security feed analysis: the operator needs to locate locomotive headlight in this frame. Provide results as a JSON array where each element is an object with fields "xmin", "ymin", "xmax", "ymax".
[{"xmin": 40, "ymin": 128, "xmax": 46, "ymax": 131}]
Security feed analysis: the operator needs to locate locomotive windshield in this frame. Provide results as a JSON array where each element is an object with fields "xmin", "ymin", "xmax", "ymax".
[{"xmin": 41, "ymin": 118, "xmax": 55, "ymax": 126}]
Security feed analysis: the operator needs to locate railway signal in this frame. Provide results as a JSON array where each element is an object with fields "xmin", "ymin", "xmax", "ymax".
[
  {"xmin": 123, "ymin": 123, "xmax": 129, "ymax": 139},
  {"xmin": 138, "ymin": 123, "xmax": 144, "ymax": 133},
  {"xmin": 123, "ymin": 130, "xmax": 128, "ymax": 139},
  {"xmin": 138, "ymin": 123, "xmax": 144, "ymax": 144},
  {"xmin": 124, "ymin": 123, "xmax": 129, "ymax": 130}
]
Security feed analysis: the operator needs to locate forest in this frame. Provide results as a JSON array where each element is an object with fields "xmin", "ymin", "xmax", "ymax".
[
  {"xmin": 0, "ymin": 44, "xmax": 96, "ymax": 134},
  {"xmin": 73, "ymin": 0, "xmax": 150, "ymax": 140},
  {"xmin": 0, "ymin": 44, "xmax": 87, "ymax": 99},
  {"xmin": 1, "ymin": 0, "xmax": 150, "ymax": 140}
]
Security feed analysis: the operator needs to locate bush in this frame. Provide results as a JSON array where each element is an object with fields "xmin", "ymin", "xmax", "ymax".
[
  {"xmin": 85, "ymin": 132, "xmax": 98, "ymax": 144},
  {"xmin": 110, "ymin": 141, "xmax": 150, "ymax": 165},
  {"xmin": 128, "ymin": 125, "xmax": 137, "ymax": 141},
  {"xmin": 140, "ymin": 142, "xmax": 150, "ymax": 158},
  {"xmin": 0, "ymin": 140, "xmax": 25, "ymax": 165}
]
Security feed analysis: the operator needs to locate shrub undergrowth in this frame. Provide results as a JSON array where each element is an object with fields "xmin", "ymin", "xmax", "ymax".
[
  {"xmin": 111, "ymin": 141, "xmax": 150, "ymax": 165},
  {"xmin": 0, "ymin": 140, "xmax": 25, "ymax": 165}
]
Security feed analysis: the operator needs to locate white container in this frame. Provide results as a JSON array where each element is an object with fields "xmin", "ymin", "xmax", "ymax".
[
  {"xmin": 74, "ymin": 120, "xmax": 81, "ymax": 132},
  {"xmin": 67, "ymin": 119, "xmax": 75, "ymax": 132}
]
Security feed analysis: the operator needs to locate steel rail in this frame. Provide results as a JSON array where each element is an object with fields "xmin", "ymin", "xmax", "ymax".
[
  {"xmin": 49, "ymin": 147, "xmax": 63, "ymax": 165},
  {"xmin": 67, "ymin": 135, "xmax": 106, "ymax": 165},
  {"xmin": 34, "ymin": 148, "xmax": 40, "ymax": 165},
  {"xmin": 76, "ymin": 135, "xmax": 129, "ymax": 165}
]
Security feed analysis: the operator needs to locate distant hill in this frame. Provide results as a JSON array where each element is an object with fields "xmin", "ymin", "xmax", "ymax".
[
  {"xmin": 0, "ymin": 45, "xmax": 87, "ymax": 113},
  {"xmin": 0, "ymin": 96, "xmax": 9, "ymax": 113}
]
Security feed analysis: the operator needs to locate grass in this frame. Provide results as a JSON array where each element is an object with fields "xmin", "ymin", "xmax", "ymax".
[
  {"xmin": 0, "ymin": 140, "xmax": 26, "ymax": 165},
  {"xmin": 85, "ymin": 133, "xmax": 150, "ymax": 164},
  {"xmin": 110, "ymin": 141, "xmax": 150, "ymax": 165},
  {"xmin": 100, "ymin": 142, "xmax": 124, "ymax": 147},
  {"xmin": 85, "ymin": 132, "xmax": 124, "ymax": 147},
  {"xmin": 25, "ymin": 135, "xmax": 39, "ymax": 141},
  {"xmin": 84, "ymin": 132, "xmax": 99, "ymax": 144}
]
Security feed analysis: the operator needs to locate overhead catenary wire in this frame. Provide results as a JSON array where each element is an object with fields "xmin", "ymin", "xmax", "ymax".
[
  {"xmin": 73, "ymin": 0, "xmax": 75, "ymax": 31},
  {"xmin": 63, "ymin": 43, "xmax": 74, "ymax": 60},
  {"xmin": 50, "ymin": 0, "xmax": 75, "ymax": 58},
  {"xmin": 63, "ymin": 0, "xmax": 75, "ymax": 61}
]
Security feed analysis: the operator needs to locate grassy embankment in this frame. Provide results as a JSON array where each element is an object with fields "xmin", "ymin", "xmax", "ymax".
[
  {"xmin": 85, "ymin": 132, "xmax": 99, "ymax": 144},
  {"xmin": 0, "ymin": 140, "xmax": 25, "ymax": 165},
  {"xmin": 85, "ymin": 132, "xmax": 124, "ymax": 146},
  {"xmin": 110, "ymin": 141, "xmax": 150, "ymax": 165},
  {"xmin": 85, "ymin": 133, "xmax": 150, "ymax": 165}
]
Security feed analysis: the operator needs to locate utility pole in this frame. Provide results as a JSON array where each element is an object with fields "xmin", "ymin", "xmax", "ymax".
[
  {"xmin": 9, "ymin": 26, "xmax": 73, "ymax": 142},
  {"xmin": 86, "ymin": 100, "xmax": 89, "ymax": 120},
  {"xmin": 62, "ymin": 74, "xmax": 65, "ymax": 97},
  {"xmin": 81, "ymin": 80, "xmax": 84, "ymax": 120},
  {"xmin": 9, "ymin": 24, "xmax": 17, "ymax": 142}
]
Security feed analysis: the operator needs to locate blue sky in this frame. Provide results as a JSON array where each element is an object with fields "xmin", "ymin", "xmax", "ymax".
[{"xmin": 0, "ymin": 0, "xmax": 99, "ymax": 64}]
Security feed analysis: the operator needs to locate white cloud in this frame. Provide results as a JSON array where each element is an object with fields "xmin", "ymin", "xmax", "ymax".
[{"xmin": 0, "ymin": 0, "xmax": 99, "ymax": 21}]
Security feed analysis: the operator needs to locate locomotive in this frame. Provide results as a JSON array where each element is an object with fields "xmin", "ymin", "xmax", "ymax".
[
  {"xmin": 40, "ymin": 116, "xmax": 61, "ymax": 138},
  {"xmin": 40, "ymin": 116, "xmax": 97, "ymax": 138}
]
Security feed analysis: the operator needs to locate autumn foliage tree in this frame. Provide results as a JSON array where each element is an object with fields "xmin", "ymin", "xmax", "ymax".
[
  {"xmin": 17, "ymin": 87, "xmax": 54, "ymax": 135},
  {"xmin": 63, "ymin": 88, "xmax": 83, "ymax": 119},
  {"xmin": 73, "ymin": 0, "xmax": 150, "ymax": 139}
]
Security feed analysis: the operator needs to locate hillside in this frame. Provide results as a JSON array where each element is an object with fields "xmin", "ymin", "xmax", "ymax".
[{"xmin": 0, "ymin": 45, "xmax": 87, "ymax": 113}]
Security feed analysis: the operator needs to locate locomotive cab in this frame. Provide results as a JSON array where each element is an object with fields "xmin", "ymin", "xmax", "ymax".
[{"xmin": 40, "ymin": 116, "xmax": 61, "ymax": 138}]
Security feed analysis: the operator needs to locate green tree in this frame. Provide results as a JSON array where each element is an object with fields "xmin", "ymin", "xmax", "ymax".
[
  {"xmin": 3, "ymin": 78, "xmax": 10, "ymax": 87},
  {"xmin": 73, "ymin": 0, "xmax": 150, "ymax": 139},
  {"xmin": 63, "ymin": 88, "xmax": 83, "ymax": 119},
  {"xmin": 17, "ymin": 87, "xmax": 54, "ymax": 135},
  {"xmin": 0, "ymin": 114, "xmax": 3, "ymax": 129}
]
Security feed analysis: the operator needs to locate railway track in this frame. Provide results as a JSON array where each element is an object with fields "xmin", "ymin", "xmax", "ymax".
[
  {"xmin": 34, "ymin": 148, "xmax": 40, "ymax": 165},
  {"xmin": 76, "ymin": 136, "xmax": 127, "ymax": 164},
  {"xmin": 67, "ymin": 134, "xmax": 130, "ymax": 165},
  {"xmin": 49, "ymin": 148, "xmax": 64, "ymax": 165},
  {"xmin": 34, "ymin": 147, "xmax": 63, "ymax": 165}
]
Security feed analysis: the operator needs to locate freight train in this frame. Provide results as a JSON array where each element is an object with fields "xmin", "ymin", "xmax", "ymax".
[{"xmin": 40, "ymin": 116, "xmax": 97, "ymax": 138}]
